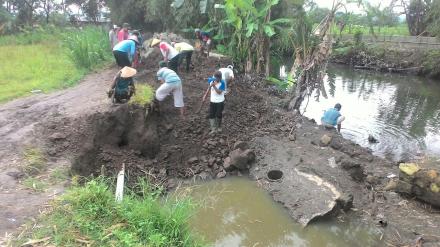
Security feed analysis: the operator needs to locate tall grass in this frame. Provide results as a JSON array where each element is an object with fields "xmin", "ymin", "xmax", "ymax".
[
  {"xmin": 0, "ymin": 26, "xmax": 112, "ymax": 102},
  {"xmin": 14, "ymin": 179, "xmax": 204, "ymax": 247},
  {"xmin": 63, "ymin": 27, "xmax": 112, "ymax": 69}
]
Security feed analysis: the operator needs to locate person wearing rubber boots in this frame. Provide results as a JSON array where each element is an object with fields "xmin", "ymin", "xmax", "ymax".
[{"xmin": 204, "ymin": 71, "xmax": 226, "ymax": 134}]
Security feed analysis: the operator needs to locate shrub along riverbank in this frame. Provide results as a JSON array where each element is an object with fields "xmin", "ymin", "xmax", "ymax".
[
  {"xmin": 0, "ymin": 26, "xmax": 112, "ymax": 103},
  {"xmin": 331, "ymin": 43, "xmax": 440, "ymax": 80},
  {"xmin": 13, "ymin": 179, "xmax": 203, "ymax": 247}
]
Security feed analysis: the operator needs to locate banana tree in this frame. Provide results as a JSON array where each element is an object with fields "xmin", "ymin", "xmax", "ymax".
[
  {"xmin": 288, "ymin": 0, "xmax": 344, "ymax": 110},
  {"xmin": 222, "ymin": 0, "xmax": 290, "ymax": 76}
]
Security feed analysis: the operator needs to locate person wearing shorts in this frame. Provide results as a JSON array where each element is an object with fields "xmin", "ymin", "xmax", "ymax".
[{"xmin": 155, "ymin": 61, "xmax": 185, "ymax": 117}]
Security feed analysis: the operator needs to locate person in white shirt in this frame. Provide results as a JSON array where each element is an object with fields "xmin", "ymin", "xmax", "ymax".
[
  {"xmin": 218, "ymin": 65, "xmax": 235, "ymax": 92},
  {"xmin": 203, "ymin": 71, "xmax": 226, "ymax": 134},
  {"xmin": 108, "ymin": 25, "xmax": 119, "ymax": 48},
  {"xmin": 150, "ymin": 39, "xmax": 180, "ymax": 72}
]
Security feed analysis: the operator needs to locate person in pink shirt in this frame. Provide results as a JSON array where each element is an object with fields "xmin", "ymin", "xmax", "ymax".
[{"xmin": 117, "ymin": 23, "xmax": 130, "ymax": 42}]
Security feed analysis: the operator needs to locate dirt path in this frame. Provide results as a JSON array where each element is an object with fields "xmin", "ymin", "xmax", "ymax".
[
  {"xmin": 0, "ymin": 68, "xmax": 118, "ymax": 238},
  {"xmin": 1, "ymin": 52, "xmax": 439, "ymax": 246}
]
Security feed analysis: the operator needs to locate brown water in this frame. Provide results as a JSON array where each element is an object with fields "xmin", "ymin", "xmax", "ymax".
[{"xmin": 182, "ymin": 177, "xmax": 382, "ymax": 247}]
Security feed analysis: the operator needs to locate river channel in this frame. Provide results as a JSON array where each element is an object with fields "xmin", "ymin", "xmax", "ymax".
[
  {"xmin": 300, "ymin": 65, "xmax": 440, "ymax": 162},
  {"xmin": 183, "ymin": 177, "xmax": 382, "ymax": 247}
]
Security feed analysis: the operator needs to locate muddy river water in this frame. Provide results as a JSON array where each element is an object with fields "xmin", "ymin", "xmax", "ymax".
[
  {"xmin": 183, "ymin": 178, "xmax": 382, "ymax": 247},
  {"xmin": 300, "ymin": 65, "xmax": 440, "ymax": 162}
]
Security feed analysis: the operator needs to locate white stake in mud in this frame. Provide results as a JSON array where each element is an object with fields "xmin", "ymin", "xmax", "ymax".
[{"xmin": 115, "ymin": 163, "xmax": 125, "ymax": 203}]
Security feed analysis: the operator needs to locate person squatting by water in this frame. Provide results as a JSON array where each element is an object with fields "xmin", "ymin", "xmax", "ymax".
[
  {"xmin": 150, "ymin": 39, "xmax": 180, "ymax": 73},
  {"xmin": 172, "ymin": 41, "xmax": 194, "ymax": 73},
  {"xmin": 321, "ymin": 103, "xmax": 345, "ymax": 133},
  {"xmin": 112, "ymin": 35, "xmax": 140, "ymax": 68},
  {"xmin": 155, "ymin": 61, "xmax": 185, "ymax": 118},
  {"xmin": 204, "ymin": 71, "xmax": 226, "ymax": 134}
]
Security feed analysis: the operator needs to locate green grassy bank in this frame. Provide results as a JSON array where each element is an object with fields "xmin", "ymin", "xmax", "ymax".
[
  {"xmin": 0, "ymin": 27, "xmax": 112, "ymax": 103},
  {"xmin": 13, "ymin": 179, "xmax": 204, "ymax": 247}
]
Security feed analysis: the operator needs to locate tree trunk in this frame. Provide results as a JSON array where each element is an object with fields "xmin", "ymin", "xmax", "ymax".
[{"xmin": 265, "ymin": 38, "xmax": 271, "ymax": 77}]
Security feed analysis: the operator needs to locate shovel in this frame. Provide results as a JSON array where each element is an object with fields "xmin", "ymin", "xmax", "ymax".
[{"xmin": 196, "ymin": 87, "xmax": 210, "ymax": 114}]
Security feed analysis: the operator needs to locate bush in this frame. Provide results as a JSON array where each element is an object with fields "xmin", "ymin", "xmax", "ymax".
[
  {"xmin": 130, "ymin": 84, "xmax": 154, "ymax": 106},
  {"xmin": 62, "ymin": 26, "xmax": 112, "ymax": 69},
  {"xmin": 15, "ymin": 178, "xmax": 204, "ymax": 247}
]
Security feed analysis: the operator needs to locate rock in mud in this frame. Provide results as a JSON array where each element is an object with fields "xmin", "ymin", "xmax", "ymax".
[
  {"xmin": 233, "ymin": 141, "xmax": 249, "ymax": 150},
  {"xmin": 320, "ymin": 134, "xmax": 332, "ymax": 147},
  {"xmin": 394, "ymin": 163, "xmax": 440, "ymax": 207},
  {"xmin": 216, "ymin": 169, "xmax": 227, "ymax": 178},
  {"xmin": 336, "ymin": 193, "xmax": 354, "ymax": 212},
  {"xmin": 49, "ymin": 132, "xmax": 67, "ymax": 141},
  {"xmin": 340, "ymin": 159, "xmax": 366, "ymax": 181},
  {"xmin": 330, "ymin": 137, "xmax": 343, "ymax": 150},
  {"xmin": 187, "ymin": 156, "xmax": 199, "ymax": 164},
  {"xmin": 228, "ymin": 148, "xmax": 256, "ymax": 170},
  {"xmin": 368, "ymin": 134, "xmax": 379, "ymax": 143}
]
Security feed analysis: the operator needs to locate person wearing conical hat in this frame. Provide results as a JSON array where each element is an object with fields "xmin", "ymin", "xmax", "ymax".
[
  {"xmin": 151, "ymin": 38, "xmax": 180, "ymax": 73},
  {"xmin": 107, "ymin": 66, "xmax": 137, "ymax": 103},
  {"xmin": 112, "ymin": 35, "xmax": 139, "ymax": 68}
]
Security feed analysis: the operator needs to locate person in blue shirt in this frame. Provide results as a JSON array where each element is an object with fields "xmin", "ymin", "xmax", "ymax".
[
  {"xmin": 321, "ymin": 103, "xmax": 345, "ymax": 132},
  {"xmin": 112, "ymin": 35, "xmax": 139, "ymax": 68},
  {"xmin": 155, "ymin": 61, "xmax": 185, "ymax": 118}
]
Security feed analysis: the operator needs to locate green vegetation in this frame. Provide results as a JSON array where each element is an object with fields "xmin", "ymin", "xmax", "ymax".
[
  {"xmin": 15, "ymin": 179, "xmax": 203, "ymax": 247},
  {"xmin": 63, "ymin": 27, "xmax": 112, "ymax": 69},
  {"xmin": 331, "ymin": 24, "xmax": 410, "ymax": 36},
  {"xmin": 22, "ymin": 177, "xmax": 48, "ymax": 192},
  {"xmin": 0, "ymin": 26, "xmax": 111, "ymax": 102},
  {"xmin": 22, "ymin": 147, "xmax": 47, "ymax": 176},
  {"xmin": 130, "ymin": 84, "xmax": 154, "ymax": 106}
]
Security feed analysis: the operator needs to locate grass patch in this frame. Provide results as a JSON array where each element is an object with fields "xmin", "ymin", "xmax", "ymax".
[
  {"xmin": 22, "ymin": 177, "xmax": 48, "ymax": 192},
  {"xmin": 49, "ymin": 167, "xmax": 70, "ymax": 184},
  {"xmin": 0, "ymin": 44, "xmax": 86, "ymax": 102},
  {"xmin": 0, "ymin": 26, "xmax": 111, "ymax": 103},
  {"xmin": 14, "ymin": 179, "xmax": 204, "ymax": 247},
  {"xmin": 130, "ymin": 84, "xmax": 154, "ymax": 106},
  {"xmin": 22, "ymin": 147, "xmax": 47, "ymax": 176}
]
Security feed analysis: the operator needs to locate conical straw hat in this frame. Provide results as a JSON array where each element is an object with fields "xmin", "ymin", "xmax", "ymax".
[
  {"xmin": 120, "ymin": 66, "xmax": 137, "ymax": 78},
  {"xmin": 150, "ymin": 38, "xmax": 161, "ymax": 47}
]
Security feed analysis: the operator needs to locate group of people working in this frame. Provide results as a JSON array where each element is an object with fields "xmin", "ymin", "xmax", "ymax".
[
  {"xmin": 108, "ymin": 24, "xmax": 344, "ymax": 133},
  {"xmin": 107, "ymin": 25, "xmax": 232, "ymax": 133}
]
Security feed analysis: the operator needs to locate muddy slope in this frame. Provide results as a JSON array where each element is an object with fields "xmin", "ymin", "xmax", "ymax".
[{"xmin": 0, "ymin": 50, "xmax": 439, "ymax": 246}]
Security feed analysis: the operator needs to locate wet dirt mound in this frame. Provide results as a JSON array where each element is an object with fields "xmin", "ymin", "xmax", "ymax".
[{"xmin": 71, "ymin": 104, "xmax": 159, "ymax": 177}]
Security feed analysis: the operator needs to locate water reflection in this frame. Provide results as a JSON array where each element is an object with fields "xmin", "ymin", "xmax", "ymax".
[
  {"xmin": 301, "ymin": 65, "xmax": 440, "ymax": 161},
  {"xmin": 187, "ymin": 177, "xmax": 381, "ymax": 247}
]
